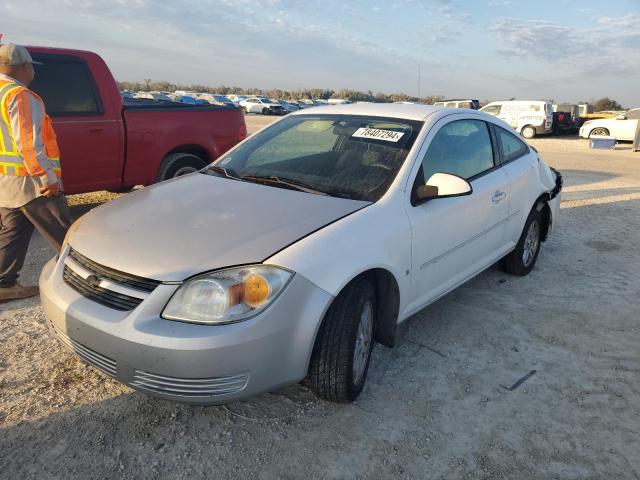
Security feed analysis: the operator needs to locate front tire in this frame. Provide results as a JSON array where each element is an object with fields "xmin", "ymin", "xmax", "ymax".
[
  {"xmin": 521, "ymin": 125, "xmax": 537, "ymax": 139},
  {"xmin": 589, "ymin": 127, "xmax": 609, "ymax": 137},
  {"xmin": 307, "ymin": 277, "xmax": 376, "ymax": 403},
  {"xmin": 502, "ymin": 207, "xmax": 543, "ymax": 276}
]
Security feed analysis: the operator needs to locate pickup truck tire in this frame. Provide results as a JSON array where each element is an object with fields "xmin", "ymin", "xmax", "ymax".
[
  {"xmin": 502, "ymin": 207, "xmax": 542, "ymax": 276},
  {"xmin": 157, "ymin": 153, "xmax": 207, "ymax": 182},
  {"xmin": 521, "ymin": 125, "xmax": 537, "ymax": 139},
  {"xmin": 307, "ymin": 276, "xmax": 376, "ymax": 403}
]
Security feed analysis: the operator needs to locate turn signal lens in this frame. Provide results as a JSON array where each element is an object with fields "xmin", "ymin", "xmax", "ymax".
[{"xmin": 244, "ymin": 273, "xmax": 270, "ymax": 307}]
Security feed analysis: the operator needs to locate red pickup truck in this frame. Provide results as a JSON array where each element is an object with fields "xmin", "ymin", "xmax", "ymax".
[{"xmin": 26, "ymin": 47, "xmax": 247, "ymax": 194}]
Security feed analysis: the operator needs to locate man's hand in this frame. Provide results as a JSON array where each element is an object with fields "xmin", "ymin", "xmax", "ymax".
[{"xmin": 40, "ymin": 182, "xmax": 61, "ymax": 198}]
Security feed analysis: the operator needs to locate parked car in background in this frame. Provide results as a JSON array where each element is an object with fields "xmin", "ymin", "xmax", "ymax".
[
  {"xmin": 433, "ymin": 99, "xmax": 480, "ymax": 110},
  {"xmin": 27, "ymin": 46, "xmax": 246, "ymax": 194},
  {"xmin": 40, "ymin": 103, "xmax": 561, "ymax": 406},
  {"xmin": 134, "ymin": 91, "xmax": 174, "ymax": 102},
  {"xmin": 579, "ymin": 108, "xmax": 640, "ymax": 140},
  {"xmin": 272, "ymin": 99, "xmax": 300, "ymax": 113},
  {"xmin": 226, "ymin": 94, "xmax": 249, "ymax": 104},
  {"xmin": 480, "ymin": 100, "xmax": 553, "ymax": 139},
  {"xmin": 178, "ymin": 95, "xmax": 207, "ymax": 105},
  {"xmin": 199, "ymin": 93, "xmax": 236, "ymax": 107},
  {"xmin": 240, "ymin": 97, "xmax": 286, "ymax": 115}
]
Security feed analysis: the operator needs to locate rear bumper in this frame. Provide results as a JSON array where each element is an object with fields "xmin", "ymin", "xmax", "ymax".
[{"xmin": 39, "ymin": 253, "xmax": 333, "ymax": 405}]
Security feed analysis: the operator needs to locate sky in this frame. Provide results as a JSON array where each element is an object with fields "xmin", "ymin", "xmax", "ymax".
[{"xmin": 2, "ymin": 0, "xmax": 640, "ymax": 106}]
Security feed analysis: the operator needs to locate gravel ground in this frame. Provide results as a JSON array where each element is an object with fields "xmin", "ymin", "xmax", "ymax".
[{"xmin": 1, "ymin": 120, "xmax": 639, "ymax": 479}]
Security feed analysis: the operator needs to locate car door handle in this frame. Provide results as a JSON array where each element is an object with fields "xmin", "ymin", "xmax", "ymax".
[
  {"xmin": 492, "ymin": 191, "xmax": 507, "ymax": 203},
  {"xmin": 86, "ymin": 126, "xmax": 104, "ymax": 133}
]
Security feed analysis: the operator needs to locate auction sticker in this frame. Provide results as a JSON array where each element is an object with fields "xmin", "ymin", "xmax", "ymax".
[{"xmin": 352, "ymin": 127, "xmax": 405, "ymax": 142}]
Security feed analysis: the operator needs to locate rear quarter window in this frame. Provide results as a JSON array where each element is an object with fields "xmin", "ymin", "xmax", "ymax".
[{"xmin": 495, "ymin": 125, "xmax": 529, "ymax": 162}]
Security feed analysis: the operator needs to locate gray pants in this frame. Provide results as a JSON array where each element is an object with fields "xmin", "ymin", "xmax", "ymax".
[{"xmin": 0, "ymin": 195, "xmax": 71, "ymax": 287}]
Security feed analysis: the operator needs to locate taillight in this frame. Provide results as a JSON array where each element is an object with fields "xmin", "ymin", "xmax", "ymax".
[
  {"xmin": 558, "ymin": 113, "xmax": 564, "ymax": 121},
  {"xmin": 239, "ymin": 123, "xmax": 247, "ymax": 141}
]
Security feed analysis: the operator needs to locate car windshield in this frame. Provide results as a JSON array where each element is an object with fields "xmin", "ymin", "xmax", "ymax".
[{"xmin": 207, "ymin": 115, "xmax": 423, "ymax": 202}]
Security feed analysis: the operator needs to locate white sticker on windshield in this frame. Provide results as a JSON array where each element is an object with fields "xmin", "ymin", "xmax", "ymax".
[{"xmin": 352, "ymin": 127, "xmax": 405, "ymax": 142}]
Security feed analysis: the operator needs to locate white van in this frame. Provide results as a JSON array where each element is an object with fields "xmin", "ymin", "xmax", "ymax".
[{"xmin": 480, "ymin": 101, "xmax": 553, "ymax": 138}]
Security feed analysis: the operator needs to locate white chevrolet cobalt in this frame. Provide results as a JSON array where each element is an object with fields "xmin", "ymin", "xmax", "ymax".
[{"xmin": 40, "ymin": 104, "xmax": 562, "ymax": 404}]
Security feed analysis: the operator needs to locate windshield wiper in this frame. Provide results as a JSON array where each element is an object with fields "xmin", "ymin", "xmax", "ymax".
[
  {"xmin": 240, "ymin": 174, "xmax": 328, "ymax": 196},
  {"xmin": 208, "ymin": 165, "xmax": 242, "ymax": 180}
]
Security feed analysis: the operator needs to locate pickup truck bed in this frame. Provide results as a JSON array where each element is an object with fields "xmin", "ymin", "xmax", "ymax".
[{"xmin": 26, "ymin": 47, "xmax": 246, "ymax": 194}]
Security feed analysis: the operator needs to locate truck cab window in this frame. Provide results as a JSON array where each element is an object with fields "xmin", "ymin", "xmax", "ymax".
[{"xmin": 29, "ymin": 56, "xmax": 102, "ymax": 116}]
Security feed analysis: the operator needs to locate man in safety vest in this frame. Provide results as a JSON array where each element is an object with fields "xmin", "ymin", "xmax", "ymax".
[{"xmin": 0, "ymin": 43, "xmax": 71, "ymax": 302}]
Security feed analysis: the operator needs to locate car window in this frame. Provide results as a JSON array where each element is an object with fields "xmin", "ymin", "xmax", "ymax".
[
  {"xmin": 213, "ymin": 115, "xmax": 423, "ymax": 202},
  {"xmin": 495, "ymin": 125, "xmax": 529, "ymax": 162},
  {"xmin": 445, "ymin": 102, "xmax": 457, "ymax": 108},
  {"xmin": 625, "ymin": 109, "xmax": 640, "ymax": 119},
  {"xmin": 482, "ymin": 105, "xmax": 501, "ymax": 115},
  {"xmin": 418, "ymin": 119, "xmax": 494, "ymax": 182},
  {"xmin": 30, "ymin": 54, "xmax": 102, "ymax": 116}
]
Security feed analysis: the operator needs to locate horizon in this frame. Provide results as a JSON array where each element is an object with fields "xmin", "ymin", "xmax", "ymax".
[{"xmin": 3, "ymin": 0, "xmax": 639, "ymax": 106}]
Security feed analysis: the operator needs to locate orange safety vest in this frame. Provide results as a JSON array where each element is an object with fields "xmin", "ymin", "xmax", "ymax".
[{"xmin": 0, "ymin": 79, "xmax": 61, "ymax": 178}]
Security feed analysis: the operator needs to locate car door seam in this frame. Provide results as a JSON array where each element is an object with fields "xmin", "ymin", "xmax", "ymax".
[{"xmin": 419, "ymin": 210, "xmax": 520, "ymax": 270}]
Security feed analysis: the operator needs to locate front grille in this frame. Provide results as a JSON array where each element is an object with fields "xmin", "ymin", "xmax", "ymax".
[
  {"xmin": 50, "ymin": 322, "xmax": 117, "ymax": 377},
  {"xmin": 63, "ymin": 266, "xmax": 143, "ymax": 311},
  {"xmin": 69, "ymin": 249, "xmax": 160, "ymax": 293},
  {"xmin": 63, "ymin": 248, "xmax": 160, "ymax": 311},
  {"xmin": 130, "ymin": 370, "xmax": 249, "ymax": 398}
]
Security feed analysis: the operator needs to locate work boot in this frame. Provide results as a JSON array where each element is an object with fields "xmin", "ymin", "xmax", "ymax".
[{"xmin": 0, "ymin": 283, "xmax": 39, "ymax": 303}]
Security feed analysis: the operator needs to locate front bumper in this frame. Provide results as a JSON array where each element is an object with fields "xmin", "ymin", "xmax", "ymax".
[{"xmin": 39, "ymin": 251, "xmax": 333, "ymax": 405}]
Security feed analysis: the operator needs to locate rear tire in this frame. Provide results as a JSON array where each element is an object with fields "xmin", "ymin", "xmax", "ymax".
[
  {"xmin": 307, "ymin": 277, "xmax": 376, "ymax": 403},
  {"xmin": 521, "ymin": 125, "xmax": 537, "ymax": 139},
  {"xmin": 502, "ymin": 207, "xmax": 543, "ymax": 276},
  {"xmin": 156, "ymin": 153, "xmax": 207, "ymax": 182}
]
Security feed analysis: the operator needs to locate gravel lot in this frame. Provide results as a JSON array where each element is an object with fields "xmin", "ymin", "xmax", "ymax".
[{"xmin": 1, "ymin": 116, "xmax": 639, "ymax": 479}]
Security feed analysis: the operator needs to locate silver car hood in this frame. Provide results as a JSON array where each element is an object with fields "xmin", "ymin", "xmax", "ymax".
[{"xmin": 69, "ymin": 174, "xmax": 369, "ymax": 281}]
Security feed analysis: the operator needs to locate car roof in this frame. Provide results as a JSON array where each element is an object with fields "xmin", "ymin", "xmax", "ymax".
[{"xmin": 290, "ymin": 102, "xmax": 447, "ymax": 121}]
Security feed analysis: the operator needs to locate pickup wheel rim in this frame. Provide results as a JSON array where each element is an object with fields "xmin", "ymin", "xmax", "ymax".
[
  {"xmin": 522, "ymin": 220, "xmax": 540, "ymax": 267},
  {"xmin": 174, "ymin": 166, "xmax": 198, "ymax": 177},
  {"xmin": 353, "ymin": 300, "xmax": 373, "ymax": 386}
]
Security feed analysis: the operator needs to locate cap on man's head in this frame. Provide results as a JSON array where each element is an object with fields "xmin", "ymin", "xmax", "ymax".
[{"xmin": 0, "ymin": 43, "xmax": 42, "ymax": 66}]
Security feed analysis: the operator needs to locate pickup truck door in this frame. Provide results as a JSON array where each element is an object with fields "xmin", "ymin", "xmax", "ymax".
[
  {"xmin": 404, "ymin": 117, "xmax": 512, "ymax": 315},
  {"xmin": 29, "ymin": 52, "xmax": 125, "ymax": 194}
]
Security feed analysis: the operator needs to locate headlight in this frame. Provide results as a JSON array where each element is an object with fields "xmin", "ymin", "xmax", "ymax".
[{"xmin": 162, "ymin": 265, "xmax": 293, "ymax": 325}]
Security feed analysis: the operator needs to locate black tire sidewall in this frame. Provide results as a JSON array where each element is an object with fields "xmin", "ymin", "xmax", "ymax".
[
  {"xmin": 157, "ymin": 153, "xmax": 206, "ymax": 182},
  {"xmin": 345, "ymin": 281, "xmax": 377, "ymax": 398},
  {"xmin": 513, "ymin": 208, "xmax": 543, "ymax": 274}
]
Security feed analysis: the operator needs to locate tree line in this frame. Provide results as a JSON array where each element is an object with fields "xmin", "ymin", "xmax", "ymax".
[
  {"xmin": 118, "ymin": 80, "xmax": 626, "ymax": 110},
  {"xmin": 117, "ymin": 80, "xmax": 445, "ymax": 104}
]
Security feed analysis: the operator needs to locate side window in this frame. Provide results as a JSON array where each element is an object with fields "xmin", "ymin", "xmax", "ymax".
[
  {"xmin": 482, "ymin": 104, "xmax": 501, "ymax": 116},
  {"xmin": 495, "ymin": 125, "xmax": 529, "ymax": 162},
  {"xmin": 418, "ymin": 119, "xmax": 494, "ymax": 182},
  {"xmin": 29, "ymin": 55, "xmax": 102, "ymax": 116},
  {"xmin": 445, "ymin": 102, "xmax": 457, "ymax": 108}
]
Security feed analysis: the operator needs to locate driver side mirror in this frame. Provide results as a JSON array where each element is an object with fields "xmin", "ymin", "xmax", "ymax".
[{"xmin": 414, "ymin": 172, "xmax": 472, "ymax": 204}]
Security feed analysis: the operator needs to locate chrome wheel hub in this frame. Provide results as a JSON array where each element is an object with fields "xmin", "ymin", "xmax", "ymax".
[
  {"xmin": 522, "ymin": 220, "xmax": 540, "ymax": 267},
  {"xmin": 353, "ymin": 301, "xmax": 373, "ymax": 386}
]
